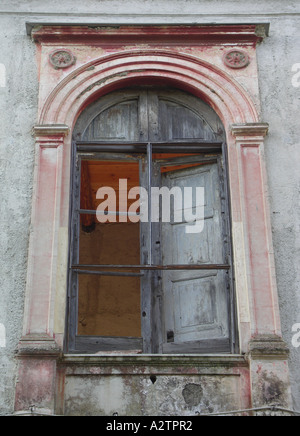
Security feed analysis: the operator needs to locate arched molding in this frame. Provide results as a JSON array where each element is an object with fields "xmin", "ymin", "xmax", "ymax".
[{"xmin": 39, "ymin": 50, "xmax": 259, "ymax": 130}]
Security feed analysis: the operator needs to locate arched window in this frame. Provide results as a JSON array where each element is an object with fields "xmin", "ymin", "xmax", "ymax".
[{"xmin": 67, "ymin": 88, "xmax": 237, "ymax": 354}]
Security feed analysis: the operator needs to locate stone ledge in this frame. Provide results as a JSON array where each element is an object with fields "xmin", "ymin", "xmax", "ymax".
[
  {"xmin": 60, "ymin": 353, "xmax": 248, "ymax": 368},
  {"xmin": 60, "ymin": 354, "xmax": 249, "ymax": 376}
]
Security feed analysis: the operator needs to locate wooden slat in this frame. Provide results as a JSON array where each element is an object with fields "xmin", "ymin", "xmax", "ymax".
[
  {"xmin": 151, "ymin": 160, "xmax": 163, "ymax": 353},
  {"xmin": 139, "ymin": 156, "xmax": 152, "ymax": 353},
  {"xmin": 77, "ymin": 143, "xmax": 223, "ymax": 154},
  {"xmin": 162, "ymin": 338, "xmax": 231, "ymax": 354},
  {"xmin": 80, "ymin": 160, "xmax": 96, "ymax": 229},
  {"xmin": 73, "ymin": 269, "xmax": 144, "ymax": 277},
  {"xmin": 76, "ymin": 140, "xmax": 223, "ymax": 146},
  {"xmin": 67, "ymin": 143, "xmax": 81, "ymax": 351},
  {"xmin": 221, "ymin": 142, "xmax": 239, "ymax": 354},
  {"xmin": 75, "ymin": 336, "xmax": 143, "ymax": 353},
  {"xmin": 72, "ymin": 264, "xmax": 231, "ymax": 270}
]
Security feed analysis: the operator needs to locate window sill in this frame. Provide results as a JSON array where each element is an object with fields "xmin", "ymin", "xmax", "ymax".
[{"xmin": 59, "ymin": 353, "xmax": 248, "ymax": 375}]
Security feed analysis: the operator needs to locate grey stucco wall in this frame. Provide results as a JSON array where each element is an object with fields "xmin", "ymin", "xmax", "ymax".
[
  {"xmin": 257, "ymin": 19, "xmax": 300, "ymax": 411},
  {"xmin": 0, "ymin": 0, "xmax": 299, "ymax": 415},
  {"xmin": 0, "ymin": 13, "xmax": 38, "ymax": 415}
]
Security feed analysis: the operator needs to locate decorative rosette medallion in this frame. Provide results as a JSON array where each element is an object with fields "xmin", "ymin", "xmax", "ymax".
[
  {"xmin": 223, "ymin": 50, "xmax": 250, "ymax": 69},
  {"xmin": 49, "ymin": 49, "xmax": 76, "ymax": 69}
]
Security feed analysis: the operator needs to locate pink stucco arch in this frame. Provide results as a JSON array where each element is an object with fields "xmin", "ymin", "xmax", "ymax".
[
  {"xmin": 34, "ymin": 49, "xmax": 281, "ymax": 349},
  {"xmin": 39, "ymin": 50, "xmax": 259, "ymax": 131}
]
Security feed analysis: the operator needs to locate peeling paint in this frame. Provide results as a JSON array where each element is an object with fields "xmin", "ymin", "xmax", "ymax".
[
  {"xmin": 63, "ymin": 373, "xmax": 246, "ymax": 416},
  {"xmin": 76, "ymin": 71, "xmax": 129, "ymax": 99},
  {"xmin": 182, "ymin": 383, "xmax": 203, "ymax": 407},
  {"xmin": 259, "ymin": 371, "xmax": 288, "ymax": 406}
]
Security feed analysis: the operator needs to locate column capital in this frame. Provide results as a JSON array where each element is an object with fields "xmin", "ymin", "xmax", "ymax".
[
  {"xmin": 32, "ymin": 124, "xmax": 70, "ymax": 137},
  {"xmin": 248, "ymin": 334, "xmax": 290, "ymax": 360},
  {"xmin": 17, "ymin": 334, "xmax": 61, "ymax": 358},
  {"xmin": 32, "ymin": 124, "xmax": 70, "ymax": 148},
  {"xmin": 231, "ymin": 123, "xmax": 269, "ymax": 138}
]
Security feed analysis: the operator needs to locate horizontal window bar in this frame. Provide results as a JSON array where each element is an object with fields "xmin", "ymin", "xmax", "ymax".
[
  {"xmin": 76, "ymin": 140, "xmax": 223, "ymax": 146},
  {"xmin": 77, "ymin": 209, "xmax": 140, "ymax": 216},
  {"xmin": 73, "ymin": 269, "xmax": 144, "ymax": 277},
  {"xmin": 76, "ymin": 141, "xmax": 222, "ymax": 154},
  {"xmin": 72, "ymin": 264, "xmax": 230, "ymax": 271}
]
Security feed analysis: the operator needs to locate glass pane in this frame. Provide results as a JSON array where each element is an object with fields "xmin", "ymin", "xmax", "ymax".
[{"xmin": 78, "ymin": 274, "xmax": 141, "ymax": 337}]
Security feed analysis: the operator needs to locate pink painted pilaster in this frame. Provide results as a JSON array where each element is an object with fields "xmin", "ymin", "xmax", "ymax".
[
  {"xmin": 231, "ymin": 123, "xmax": 281, "ymax": 337},
  {"xmin": 231, "ymin": 123, "xmax": 292, "ymax": 410},
  {"xmin": 15, "ymin": 125, "xmax": 69, "ymax": 415},
  {"xmin": 15, "ymin": 335, "xmax": 61, "ymax": 414},
  {"xmin": 22, "ymin": 124, "xmax": 69, "ymax": 338}
]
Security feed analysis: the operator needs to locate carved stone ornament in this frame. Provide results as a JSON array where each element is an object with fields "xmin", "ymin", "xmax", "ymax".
[
  {"xmin": 49, "ymin": 49, "xmax": 76, "ymax": 69},
  {"xmin": 223, "ymin": 50, "xmax": 250, "ymax": 69}
]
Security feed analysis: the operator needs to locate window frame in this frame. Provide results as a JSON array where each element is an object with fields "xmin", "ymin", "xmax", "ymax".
[{"xmin": 65, "ymin": 140, "xmax": 237, "ymax": 354}]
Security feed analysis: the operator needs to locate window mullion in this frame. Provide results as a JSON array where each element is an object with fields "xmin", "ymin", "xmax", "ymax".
[
  {"xmin": 67, "ymin": 143, "xmax": 81, "ymax": 351},
  {"xmin": 147, "ymin": 142, "xmax": 153, "ymax": 266}
]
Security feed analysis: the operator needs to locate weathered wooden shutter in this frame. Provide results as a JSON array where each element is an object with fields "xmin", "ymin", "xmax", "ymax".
[{"xmin": 158, "ymin": 159, "xmax": 231, "ymax": 353}]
